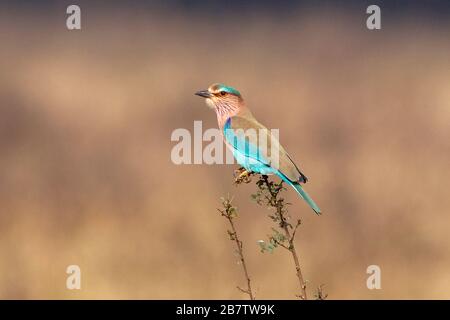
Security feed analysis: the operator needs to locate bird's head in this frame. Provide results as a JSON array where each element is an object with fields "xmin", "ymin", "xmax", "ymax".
[{"xmin": 195, "ymin": 83, "xmax": 243, "ymax": 114}]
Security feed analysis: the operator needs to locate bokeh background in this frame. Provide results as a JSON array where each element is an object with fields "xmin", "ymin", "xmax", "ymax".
[{"xmin": 0, "ymin": 0, "xmax": 449, "ymax": 299}]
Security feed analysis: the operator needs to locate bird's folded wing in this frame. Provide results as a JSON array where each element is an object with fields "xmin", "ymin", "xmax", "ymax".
[{"xmin": 223, "ymin": 116, "xmax": 304, "ymax": 183}]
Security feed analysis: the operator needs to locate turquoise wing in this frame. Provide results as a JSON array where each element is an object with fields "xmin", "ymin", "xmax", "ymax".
[{"xmin": 223, "ymin": 117, "xmax": 273, "ymax": 174}]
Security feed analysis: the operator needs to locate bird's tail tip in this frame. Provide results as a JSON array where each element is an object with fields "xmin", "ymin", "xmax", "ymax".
[
  {"xmin": 292, "ymin": 183, "xmax": 322, "ymax": 215},
  {"xmin": 309, "ymin": 203, "xmax": 322, "ymax": 215}
]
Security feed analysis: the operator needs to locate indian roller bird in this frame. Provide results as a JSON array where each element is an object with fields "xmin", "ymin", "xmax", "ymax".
[{"xmin": 195, "ymin": 83, "xmax": 321, "ymax": 215}]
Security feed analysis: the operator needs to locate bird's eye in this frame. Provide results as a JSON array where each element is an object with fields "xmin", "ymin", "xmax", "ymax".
[{"xmin": 220, "ymin": 91, "xmax": 227, "ymax": 96}]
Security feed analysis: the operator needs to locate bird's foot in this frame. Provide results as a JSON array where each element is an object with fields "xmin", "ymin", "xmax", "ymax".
[
  {"xmin": 233, "ymin": 167, "xmax": 246, "ymax": 178},
  {"xmin": 234, "ymin": 167, "xmax": 254, "ymax": 185}
]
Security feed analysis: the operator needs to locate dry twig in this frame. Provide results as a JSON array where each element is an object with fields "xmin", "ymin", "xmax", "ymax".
[{"xmin": 218, "ymin": 196, "xmax": 255, "ymax": 300}]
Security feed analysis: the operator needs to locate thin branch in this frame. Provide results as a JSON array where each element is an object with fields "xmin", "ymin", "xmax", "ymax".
[
  {"xmin": 218, "ymin": 197, "xmax": 255, "ymax": 300},
  {"xmin": 290, "ymin": 219, "xmax": 302, "ymax": 244},
  {"xmin": 271, "ymin": 238, "xmax": 291, "ymax": 251},
  {"xmin": 314, "ymin": 284, "xmax": 328, "ymax": 300},
  {"xmin": 260, "ymin": 175, "xmax": 308, "ymax": 300}
]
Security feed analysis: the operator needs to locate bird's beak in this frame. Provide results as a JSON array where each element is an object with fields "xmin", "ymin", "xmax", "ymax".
[{"xmin": 195, "ymin": 90, "xmax": 212, "ymax": 98}]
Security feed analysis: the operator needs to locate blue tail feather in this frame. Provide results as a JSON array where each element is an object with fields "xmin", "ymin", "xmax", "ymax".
[
  {"xmin": 276, "ymin": 172, "xmax": 322, "ymax": 215},
  {"xmin": 291, "ymin": 183, "xmax": 321, "ymax": 215}
]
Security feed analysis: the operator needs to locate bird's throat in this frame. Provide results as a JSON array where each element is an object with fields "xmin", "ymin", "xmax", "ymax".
[{"xmin": 205, "ymin": 98, "xmax": 215, "ymax": 109}]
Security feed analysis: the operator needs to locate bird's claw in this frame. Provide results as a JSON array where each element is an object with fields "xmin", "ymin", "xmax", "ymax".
[{"xmin": 234, "ymin": 168, "xmax": 254, "ymax": 185}]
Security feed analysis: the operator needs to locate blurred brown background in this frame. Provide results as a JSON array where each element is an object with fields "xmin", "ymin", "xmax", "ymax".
[{"xmin": 0, "ymin": 1, "xmax": 449, "ymax": 299}]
